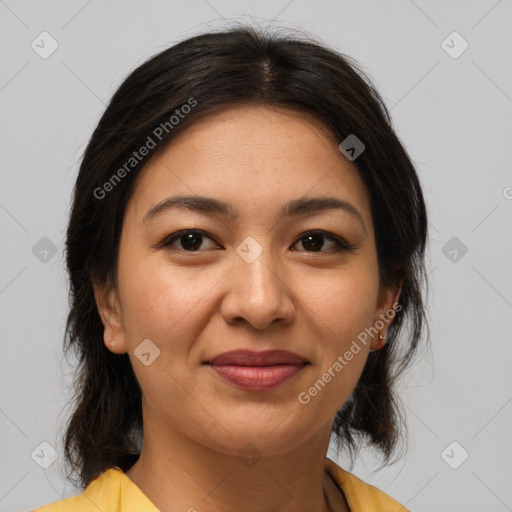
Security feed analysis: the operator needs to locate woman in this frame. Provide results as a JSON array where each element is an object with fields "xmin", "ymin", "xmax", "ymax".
[{"xmin": 32, "ymin": 25, "xmax": 428, "ymax": 512}]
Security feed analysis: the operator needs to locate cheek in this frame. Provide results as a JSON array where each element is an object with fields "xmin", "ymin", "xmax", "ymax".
[
  {"xmin": 297, "ymin": 275, "xmax": 375, "ymax": 411},
  {"xmin": 117, "ymin": 254, "xmax": 221, "ymax": 343},
  {"xmin": 299, "ymin": 265, "xmax": 379, "ymax": 339},
  {"xmin": 294, "ymin": 264, "xmax": 379, "ymax": 404}
]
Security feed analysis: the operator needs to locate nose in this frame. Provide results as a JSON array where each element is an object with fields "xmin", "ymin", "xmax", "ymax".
[{"xmin": 220, "ymin": 244, "xmax": 296, "ymax": 330}]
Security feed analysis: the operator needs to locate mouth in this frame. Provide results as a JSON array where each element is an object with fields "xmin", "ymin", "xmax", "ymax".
[
  {"xmin": 204, "ymin": 349, "xmax": 308, "ymax": 366},
  {"xmin": 203, "ymin": 350, "xmax": 310, "ymax": 391}
]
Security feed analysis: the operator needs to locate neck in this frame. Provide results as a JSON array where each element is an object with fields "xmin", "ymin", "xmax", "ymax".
[{"xmin": 125, "ymin": 411, "xmax": 349, "ymax": 512}]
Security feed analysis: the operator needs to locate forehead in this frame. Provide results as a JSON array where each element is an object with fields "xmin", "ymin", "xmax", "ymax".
[{"xmin": 124, "ymin": 105, "xmax": 373, "ymax": 230}]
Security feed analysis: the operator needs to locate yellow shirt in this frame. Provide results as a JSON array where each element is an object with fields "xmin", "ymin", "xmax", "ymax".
[{"xmin": 31, "ymin": 457, "xmax": 408, "ymax": 512}]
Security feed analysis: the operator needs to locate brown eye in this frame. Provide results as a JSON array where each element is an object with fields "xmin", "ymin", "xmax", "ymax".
[
  {"xmin": 162, "ymin": 230, "xmax": 221, "ymax": 252},
  {"xmin": 291, "ymin": 231, "xmax": 354, "ymax": 253}
]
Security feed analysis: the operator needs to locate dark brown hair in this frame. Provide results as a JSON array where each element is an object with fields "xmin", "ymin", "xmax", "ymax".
[{"xmin": 63, "ymin": 25, "xmax": 429, "ymax": 489}]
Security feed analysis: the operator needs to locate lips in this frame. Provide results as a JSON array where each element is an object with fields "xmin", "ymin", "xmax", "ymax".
[
  {"xmin": 204, "ymin": 349, "xmax": 308, "ymax": 366},
  {"xmin": 204, "ymin": 350, "xmax": 309, "ymax": 391}
]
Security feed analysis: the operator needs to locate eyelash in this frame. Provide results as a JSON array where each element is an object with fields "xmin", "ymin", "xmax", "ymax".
[{"xmin": 156, "ymin": 229, "xmax": 356, "ymax": 254}]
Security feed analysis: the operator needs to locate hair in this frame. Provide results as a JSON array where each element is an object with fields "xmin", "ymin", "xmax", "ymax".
[{"xmin": 62, "ymin": 24, "xmax": 429, "ymax": 489}]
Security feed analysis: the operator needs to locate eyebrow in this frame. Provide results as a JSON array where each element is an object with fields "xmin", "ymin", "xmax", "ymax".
[{"xmin": 143, "ymin": 194, "xmax": 366, "ymax": 233}]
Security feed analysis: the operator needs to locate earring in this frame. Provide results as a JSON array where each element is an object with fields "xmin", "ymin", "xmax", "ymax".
[
  {"xmin": 110, "ymin": 340, "xmax": 116, "ymax": 346},
  {"xmin": 370, "ymin": 333, "xmax": 386, "ymax": 353}
]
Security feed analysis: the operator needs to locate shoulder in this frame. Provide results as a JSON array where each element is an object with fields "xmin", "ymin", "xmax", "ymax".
[
  {"xmin": 30, "ymin": 467, "xmax": 159, "ymax": 512},
  {"xmin": 324, "ymin": 457, "xmax": 409, "ymax": 512},
  {"xmin": 31, "ymin": 493, "xmax": 92, "ymax": 512}
]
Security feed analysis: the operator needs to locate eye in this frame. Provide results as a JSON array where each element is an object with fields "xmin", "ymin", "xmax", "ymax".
[
  {"xmin": 156, "ymin": 229, "xmax": 355, "ymax": 253},
  {"xmin": 290, "ymin": 231, "xmax": 355, "ymax": 253},
  {"xmin": 160, "ymin": 230, "xmax": 222, "ymax": 252}
]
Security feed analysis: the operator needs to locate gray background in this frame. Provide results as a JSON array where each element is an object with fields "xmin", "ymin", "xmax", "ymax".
[{"xmin": 1, "ymin": 1, "xmax": 511, "ymax": 511}]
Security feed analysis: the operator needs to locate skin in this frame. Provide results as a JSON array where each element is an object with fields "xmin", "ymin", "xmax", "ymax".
[{"xmin": 94, "ymin": 105, "xmax": 401, "ymax": 512}]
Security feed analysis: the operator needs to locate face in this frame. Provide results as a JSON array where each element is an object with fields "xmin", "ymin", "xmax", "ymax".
[{"xmin": 94, "ymin": 105, "xmax": 400, "ymax": 458}]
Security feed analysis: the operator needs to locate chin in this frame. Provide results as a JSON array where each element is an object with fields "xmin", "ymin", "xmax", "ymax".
[{"xmin": 198, "ymin": 421, "xmax": 315, "ymax": 460}]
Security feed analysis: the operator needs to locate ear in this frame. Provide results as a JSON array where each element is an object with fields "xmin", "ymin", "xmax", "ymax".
[
  {"xmin": 92, "ymin": 278, "xmax": 128, "ymax": 354},
  {"xmin": 369, "ymin": 278, "xmax": 402, "ymax": 351}
]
